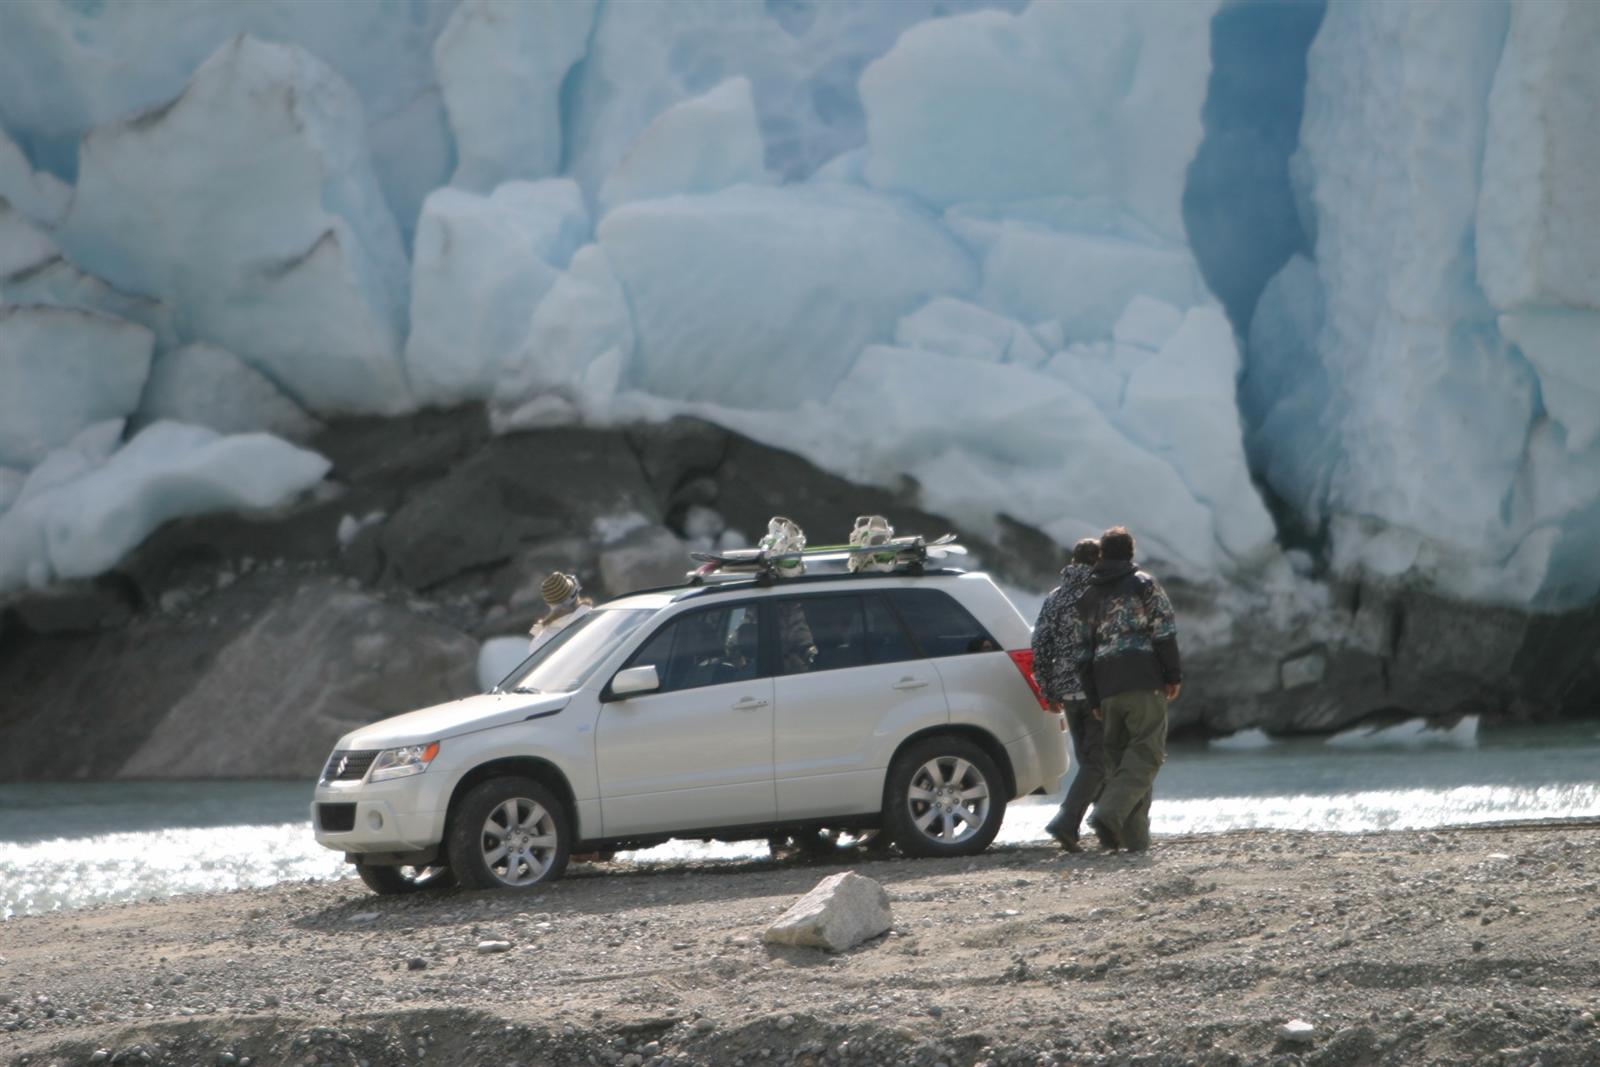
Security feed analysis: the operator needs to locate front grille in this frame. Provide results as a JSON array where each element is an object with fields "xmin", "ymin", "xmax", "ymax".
[
  {"xmin": 321, "ymin": 750, "xmax": 378, "ymax": 783},
  {"xmin": 318, "ymin": 803, "xmax": 356, "ymax": 833}
]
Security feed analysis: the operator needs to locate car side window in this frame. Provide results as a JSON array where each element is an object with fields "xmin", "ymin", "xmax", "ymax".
[
  {"xmin": 624, "ymin": 603, "xmax": 761, "ymax": 693},
  {"xmin": 888, "ymin": 589, "xmax": 998, "ymax": 657},
  {"xmin": 776, "ymin": 596, "xmax": 865, "ymax": 675},
  {"xmin": 863, "ymin": 593, "xmax": 920, "ymax": 664}
]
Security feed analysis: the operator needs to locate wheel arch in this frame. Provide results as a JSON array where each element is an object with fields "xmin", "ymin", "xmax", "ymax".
[
  {"xmin": 884, "ymin": 724, "xmax": 1018, "ymax": 803},
  {"xmin": 443, "ymin": 757, "xmax": 579, "ymax": 842}
]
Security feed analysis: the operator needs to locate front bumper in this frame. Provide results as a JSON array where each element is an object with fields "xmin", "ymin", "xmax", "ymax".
[{"xmin": 311, "ymin": 778, "xmax": 448, "ymax": 855}]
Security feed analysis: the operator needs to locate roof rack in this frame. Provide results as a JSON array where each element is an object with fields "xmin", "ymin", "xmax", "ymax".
[{"xmin": 673, "ymin": 566, "xmax": 970, "ymax": 600}]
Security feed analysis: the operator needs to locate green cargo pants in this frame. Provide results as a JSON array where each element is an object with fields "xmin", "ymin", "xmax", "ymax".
[{"xmin": 1092, "ymin": 688, "xmax": 1168, "ymax": 851}]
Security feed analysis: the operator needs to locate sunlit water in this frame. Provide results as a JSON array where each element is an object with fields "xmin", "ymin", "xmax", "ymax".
[{"xmin": 3, "ymin": 720, "xmax": 1598, "ymax": 919}]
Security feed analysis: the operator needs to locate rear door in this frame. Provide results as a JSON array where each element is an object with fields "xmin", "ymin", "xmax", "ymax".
[
  {"xmin": 890, "ymin": 587, "xmax": 1041, "ymax": 749},
  {"xmin": 771, "ymin": 592, "xmax": 948, "ymax": 819},
  {"xmin": 595, "ymin": 601, "xmax": 776, "ymax": 836}
]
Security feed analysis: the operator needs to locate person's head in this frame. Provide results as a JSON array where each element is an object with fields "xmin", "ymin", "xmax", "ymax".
[
  {"xmin": 541, "ymin": 571, "xmax": 580, "ymax": 606},
  {"xmin": 1070, "ymin": 538, "xmax": 1101, "ymax": 567},
  {"xmin": 1099, "ymin": 526, "xmax": 1135, "ymax": 562}
]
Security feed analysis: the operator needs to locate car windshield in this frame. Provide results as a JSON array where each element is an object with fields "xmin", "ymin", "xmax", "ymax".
[{"xmin": 493, "ymin": 609, "xmax": 655, "ymax": 694}]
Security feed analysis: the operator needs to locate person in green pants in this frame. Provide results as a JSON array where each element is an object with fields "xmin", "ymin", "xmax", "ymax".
[{"xmin": 1073, "ymin": 526, "xmax": 1182, "ymax": 852}]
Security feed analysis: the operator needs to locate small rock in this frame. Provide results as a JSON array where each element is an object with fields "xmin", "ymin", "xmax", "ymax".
[
  {"xmin": 777, "ymin": 1015, "xmax": 795, "ymax": 1031},
  {"xmin": 1279, "ymin": 1019, "xmax": 1316, "ymax": 1044},
  {"xmin": 764, "ymin": 871, "xmax": 893, "ymax": 953},
  {"xmin": 407, "ymin": 957, "xmax": 427, "ymax": 971},
  {"xmin": 694, "ymin": 1018, "xmax": 717, "ymax": 1033},
  {"xmin": 348, "ymin": 912, "xmax": 381, "ymax": 923},
  {"xmin": 477, "ymin": 940, "xmax": 514, "ymax": 954}
]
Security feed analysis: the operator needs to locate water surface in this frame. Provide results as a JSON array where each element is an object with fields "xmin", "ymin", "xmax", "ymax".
[{"xmin": 4, "ymin": 720, "xmax": 1597, "ymax": 919}]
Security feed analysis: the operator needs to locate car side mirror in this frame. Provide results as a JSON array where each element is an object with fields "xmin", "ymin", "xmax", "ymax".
[{"xmin": 611, "ymin": 665, "xmax": 661, "ymax": 698}]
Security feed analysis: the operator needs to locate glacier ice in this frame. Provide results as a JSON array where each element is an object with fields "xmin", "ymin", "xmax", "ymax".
[
  {"xmin": 491, "ymin": 242, "xmax": 635, "ymax": 424},
  {"xmin": 1246, "ymin": 0, "xmax": 1600, "ymax": 607},
  {"xmin": 0, "ymin": 306, "xmax": 153, "ymax": 470},
  {"xmin": 406, "ymin": 180, "xmax": 589, "ymax": 406},
  {"xmin": 137, "ymin": 343, "xmax": 320, "ymax": 443},
  {"xmin": 861, "ymin": 0, "xmax": 1216, "ymax": 242},
  {"xmin": 2, "ymin": 0, "xmax": 1594, "ymax": 617},
  {"xmin": 434, "ymin": 0, "xmax": 598, "ymax": 194},
  {"xmin": 1, "ymin": 250, "xmax": 179, "ymax": 355},
  {"xmin": 597, "ymin": 78, "xmax": 770, "ymax": 217},
  {"xmin": 598, "ymin": 183, "xmax": 976, "ymax": 408},
  {"xmin": 894, "ymin": 298, "xmax": 1047, "ymax": 368},
  {"xmin": 58, "ymin": 36, "xmax": 413, "ymax": 416},
  {"xmin": 0, "ymin": 0, "xmax": 458, "ymax": 234},
  {"xmin": 1477, "ymin": 0, "xmax": 1600, "ymax": 313},
  {"xmin": 0, "ymin": 199, "xmax": 59, "ymax": 278},
  {"xmin": 0, "ymin": 421, "xmax": 330, "ymax": 593},
  {"xmin": 824, "ymin": 347, "xmax": 1222, "ymax": 569},
  {"xmin": 0, "ymin": 127, "xmax": 69, "ymax": 226}
]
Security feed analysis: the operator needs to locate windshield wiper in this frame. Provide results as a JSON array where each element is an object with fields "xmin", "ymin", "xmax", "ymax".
[{"xmin": 509, "ymin": 686, "xmax": 543, "ymax": 694}]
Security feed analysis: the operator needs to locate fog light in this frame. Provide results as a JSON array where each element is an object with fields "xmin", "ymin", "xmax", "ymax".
[{"xmin": 368, "ymin": 810, "xmax": 384, "ymax": 831}]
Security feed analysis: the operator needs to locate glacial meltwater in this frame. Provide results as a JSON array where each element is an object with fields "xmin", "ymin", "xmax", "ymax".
[{"xmin": 3, "ymin": 720, "xmax": 1598, "ymax": 919}]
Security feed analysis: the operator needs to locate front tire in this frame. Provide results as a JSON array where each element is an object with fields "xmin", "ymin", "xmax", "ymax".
[
  {"xmin": 884, "ymin": 736, "xmax": 1006, "ymax": 858},
  {"xmin": 355, "ymin": 863, "xmax": 456, "ymax": 896},
  {"xmin": 446, "ymin": 777, "xmax": 571, "ymax": 890}
]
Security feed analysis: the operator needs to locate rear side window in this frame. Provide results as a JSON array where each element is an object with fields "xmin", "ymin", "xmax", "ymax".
[
  {"xmin": 889, "ymin": 588, "xmax": 998, "ymax": 657},
  {"xmin": 863, "ymin": 594, "xmax": 919, "ymax": 665},
  {"xmin": 624, "ymin": 603, "xmax": 761, "ymax": 693},
  {"xmin": 775, "ymin": 596, "xmax": 865, "ymax": 674}
]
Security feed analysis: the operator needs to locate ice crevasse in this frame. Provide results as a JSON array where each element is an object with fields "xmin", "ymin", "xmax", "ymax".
[{"xmin": 0, "ymin": 0, "xmax": 1594, "ymax": 613}]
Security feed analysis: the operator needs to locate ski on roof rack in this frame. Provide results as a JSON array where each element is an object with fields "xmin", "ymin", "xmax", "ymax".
[{"xmin": 685, "ymin": 534, "xmax": 966, "ymax": 586}]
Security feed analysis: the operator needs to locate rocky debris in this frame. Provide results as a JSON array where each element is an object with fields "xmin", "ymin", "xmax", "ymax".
[
  {"xmin": 7, "ymin": 576, "xmax": 138, "ymax": 634},
  {"xmin": 764, "ymin": 871, "xmax": 892, "ymax": 953},
  {"xmin": 7, "ymin": 828, "xmax": 1600, "ymax": 1066},
  {"xmin": 599, "ymin": 523, "xmax": 691, "ymax": 595},
  {"xmin": 1279, "ymin": 648, "xmax": 1326, "ymax": 689}
]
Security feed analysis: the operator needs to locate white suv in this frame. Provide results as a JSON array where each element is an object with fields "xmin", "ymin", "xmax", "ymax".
[{"xmin": 312, "ymin": 569, "xmax": 1066, "ymax": 895}]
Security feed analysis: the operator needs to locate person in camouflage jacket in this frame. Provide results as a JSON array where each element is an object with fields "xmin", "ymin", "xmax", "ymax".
[
  {"xmin": 1032, "ymin": 538, "xmax": 1104, "ymax": 851},
  {"xmin": 1074, "ymin": 526, "xmax": 1181, "ymax": 852}
]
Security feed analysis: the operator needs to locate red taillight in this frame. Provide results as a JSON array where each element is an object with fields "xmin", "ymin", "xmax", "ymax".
[{"xmin": 1007, "ymin": 649, "xmax": 1049, "ymax": 710}]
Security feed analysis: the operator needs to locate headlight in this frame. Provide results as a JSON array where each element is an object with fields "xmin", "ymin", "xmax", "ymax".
[{"xmin": 368, "ymin": 742, "xmax": 440, "ymax": 782}]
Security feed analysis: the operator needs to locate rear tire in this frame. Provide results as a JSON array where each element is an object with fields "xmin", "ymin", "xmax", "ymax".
[
  {"xmin": 446, "ymin": 776, "xmax": 570, "ymax": 890},
  {"xmin": 884, "ymin": 736, "xmax": 1006, "ymax": 858},
  {"xmin": 355, "ymin": 863, "xmax": 455, "ymax": 896}
]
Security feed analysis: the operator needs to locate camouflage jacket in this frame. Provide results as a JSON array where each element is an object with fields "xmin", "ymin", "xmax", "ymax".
[
  {"xmin": 1073, "ymin": 560, "xmax": 1181, "ymax": 708},
  {"xmin": 1030, "ymin": 563, "xmax": 1097, "ymax": 701}
]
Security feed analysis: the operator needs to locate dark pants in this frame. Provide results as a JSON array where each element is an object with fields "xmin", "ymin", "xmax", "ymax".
[
  {"xmin": 1047, "ymin": 699, "xmax": 1104, "ymax": 842},
  {"xmin": 1094, "ymin": 689, "xmax": 1168, "ymax": 851}
]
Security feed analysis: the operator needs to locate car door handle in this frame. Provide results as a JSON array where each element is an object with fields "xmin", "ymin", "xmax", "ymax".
[
  {"xmin": 892, "ymin": 677, "xmax": 930, "ymax": 690},
  {"xmin": 732, "ymin": 697, "xmax": 770, "ymax": 711}
]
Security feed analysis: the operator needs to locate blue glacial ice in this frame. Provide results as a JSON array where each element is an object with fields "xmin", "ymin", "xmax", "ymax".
[{"xmin": 1246, "ymin": 0, "xmax": 1600, "ymax": 607}]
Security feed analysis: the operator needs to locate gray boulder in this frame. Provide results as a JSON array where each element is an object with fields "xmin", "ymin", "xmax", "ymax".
[
  {"xmin": 764, "ymin": 871, "xmax": 892, "ymax": 953},
  {"xmin": 598, "ymin": 524, "xmax": 689, "ymax": 596}
]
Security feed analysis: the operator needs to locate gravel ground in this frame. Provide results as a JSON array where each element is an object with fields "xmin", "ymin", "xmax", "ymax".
[{"xmin": 3, "ymin": 826, "xmax": 1599, "ymax": 1067}]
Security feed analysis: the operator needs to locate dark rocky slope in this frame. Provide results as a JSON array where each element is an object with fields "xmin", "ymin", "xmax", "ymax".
[{"xmin": 0, "ymin": 406, "xmax": 1593, "ymax": 781}]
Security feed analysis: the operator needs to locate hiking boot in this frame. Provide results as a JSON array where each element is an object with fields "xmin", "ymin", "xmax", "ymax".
[
  {"xmin": 1087, "ymin": 814, "xmax": 1123, "ymax": 851},
  {"xmin": 1043, "ymin": 812, "xmax": 1083, "ymax": 852}
]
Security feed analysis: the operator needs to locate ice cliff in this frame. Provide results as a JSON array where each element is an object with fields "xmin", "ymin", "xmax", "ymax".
[{"xmin": 0, "ymin": 0, "xmax": 1595, "ymax": 617}]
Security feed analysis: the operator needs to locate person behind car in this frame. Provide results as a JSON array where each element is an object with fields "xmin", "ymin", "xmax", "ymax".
[
  {"xmin": 528, "ymin": 571, "xmax": 593, "ymax": 654},
  {"xmin": 1074, "ymin": 526, "xmax": 1181, "ymax": 852},
  {"xmin": 1031, "ymin": 537, "xmax": 1104, "ymax": 851}
]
